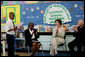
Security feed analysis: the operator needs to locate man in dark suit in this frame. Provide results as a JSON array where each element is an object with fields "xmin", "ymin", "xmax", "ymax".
[
  {"xmin": 25, "ymin": 22, "xmax": 41, "ymax": 56},
  {"xmin": 68, "ymin": 19, "xmax": 84, "ymax": 56}
]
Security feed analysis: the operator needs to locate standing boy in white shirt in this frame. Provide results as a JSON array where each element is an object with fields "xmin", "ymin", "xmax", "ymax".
[{"xmin": 5, "ymin": 12, "xmax": 17, "ymax": 56}]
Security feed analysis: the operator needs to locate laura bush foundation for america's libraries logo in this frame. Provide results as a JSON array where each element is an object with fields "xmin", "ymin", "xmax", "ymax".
[{"xmin": 44, "ymin": 4, "xmax": 72, "ymax": 24}]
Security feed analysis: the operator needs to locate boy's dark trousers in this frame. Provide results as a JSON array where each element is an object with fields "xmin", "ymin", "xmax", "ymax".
[{"xmin": 6, "ymin": 34, "xmax": 14, "ymax": 56}]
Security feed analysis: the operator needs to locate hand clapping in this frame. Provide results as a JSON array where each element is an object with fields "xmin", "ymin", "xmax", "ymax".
[
  {"xmin": 72, "ymin": 26, "xmax": 78, "ymax": 32},
  {"xmin": 56, "ymin": 27, "xmax": 59, "ymax": 34}
]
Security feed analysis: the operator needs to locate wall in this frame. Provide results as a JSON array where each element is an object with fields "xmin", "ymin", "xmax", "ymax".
[
  {"xmin": 1, "ymin": 1, "xmax": 84, "ymax": 26},
  {"xmin": 20, "ymin": 1, "xmax": 84, "ymax": 26}
]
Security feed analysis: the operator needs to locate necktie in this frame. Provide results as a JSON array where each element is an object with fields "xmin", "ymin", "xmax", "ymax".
[
  {"xmin": 12, "ymin": 21, "xmax": 15, "ymax": 28},
  {"xmin": 12, "ymin": 21, "xmax": 16, "ymax": 32}
]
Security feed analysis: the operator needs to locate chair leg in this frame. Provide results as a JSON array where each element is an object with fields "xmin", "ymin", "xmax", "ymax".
[
  {"xmin": 39, "ymin": 46, "xmax": 44, "ymax": 56},
  {"xmin": 37, "ymin": 45, "xmax": 44, "ymax": 56},
  {"xmin": 62, "ymin": 46, "xmax": 65, "ymax": 56},
  {"xmin": 41, "ymin": 46, "xmax": 44, "ymax": 56},
  {"xmin": 65, "ymin": 42, "xmax": 67, "ymax": 51},
  {"xmin": 25, "ymin": 46, "xmax": 30, "ymax": 56},
  {"xmin": 25, "ymin": 47, "xmax": 27, "ymax": 56},
  {"xmin": 27, "ymin": 47, "xmax": 29, "ymax": 54},
  {"xmin": 37, "ymin": 51, "xmax": 40, "ymax": 56}
]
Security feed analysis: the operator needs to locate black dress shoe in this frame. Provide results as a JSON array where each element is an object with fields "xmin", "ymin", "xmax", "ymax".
[{"xmin": 14, "ymin": 55, "xmax": 19, "ymax": 56}]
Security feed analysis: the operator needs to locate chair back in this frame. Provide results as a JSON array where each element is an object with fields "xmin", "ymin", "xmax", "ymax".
[{"xmin": 64, "ymin": 32, "xmax": 66, "ymax": 39}]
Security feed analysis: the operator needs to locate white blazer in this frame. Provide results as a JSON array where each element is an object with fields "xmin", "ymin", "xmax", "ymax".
[{"xmin": 52, "ymin": 26, "xmax": 65, "ymax": 39}]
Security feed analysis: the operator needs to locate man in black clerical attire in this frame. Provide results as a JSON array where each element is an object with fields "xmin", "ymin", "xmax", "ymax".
[{"xmin": 68, "ymin": 19, "xmax": 84, "ymax": 56}]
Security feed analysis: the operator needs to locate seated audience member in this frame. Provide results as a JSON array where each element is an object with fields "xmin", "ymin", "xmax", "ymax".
[
  {"xmin": 25, "ymin": 22, "xmax": 41, "ymax": 56},
  {"xmin": 68, "ymin": 19, "xmax": 84, "ymax": 56},
  {"xmin": 50, "ymin": 19, "xmax": 65, "ymax": 56}
]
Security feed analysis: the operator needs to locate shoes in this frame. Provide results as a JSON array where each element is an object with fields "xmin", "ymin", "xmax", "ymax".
[{"xmin": 14, "ymin": 55, "xmax": 19, "ymax": 56}]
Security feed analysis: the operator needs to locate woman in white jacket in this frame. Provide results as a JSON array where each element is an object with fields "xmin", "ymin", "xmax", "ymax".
[{"xmin": 50, "ymin": 19, "xmax": 65, "ymax": 56}]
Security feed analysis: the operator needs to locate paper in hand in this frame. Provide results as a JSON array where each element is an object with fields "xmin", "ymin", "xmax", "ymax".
[{"xmin": 17, "ymin": 22, "xmax": 24, "ymax": 28}]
